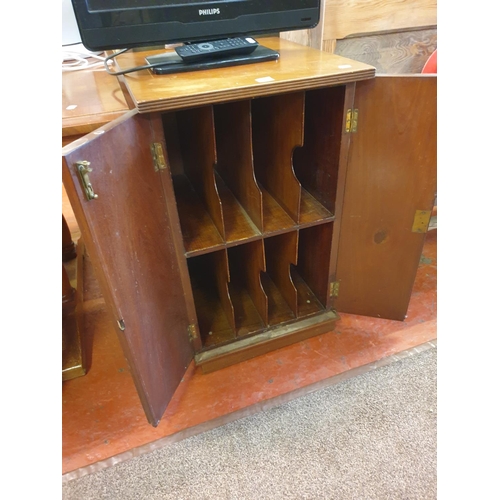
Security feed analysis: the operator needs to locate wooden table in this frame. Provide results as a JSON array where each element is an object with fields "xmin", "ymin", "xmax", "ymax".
[{"xmin": 62, "ymin": 66, "xmax": 130, "ymax": 145}]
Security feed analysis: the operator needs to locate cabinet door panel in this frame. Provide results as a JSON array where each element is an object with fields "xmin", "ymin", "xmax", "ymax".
[
  {"xmin": 62, "ymin": 111, "xmax": 193, "ymax": 425},
  {"xmin": 335, "ymin": 75, "xmax": 436, "ymax": 320}
]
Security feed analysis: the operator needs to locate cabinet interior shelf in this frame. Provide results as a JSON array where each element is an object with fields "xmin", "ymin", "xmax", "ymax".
[
  {"xmin": 159, "ymin": 86, "xmax": 346, "ymax": 349},
  {"xmin": 188, "ymin": 222, "xmax": 334, "ymax": 350},
  {"xmin": 165, "ymin": 87, "xmax": 344, "ymax": 258}
]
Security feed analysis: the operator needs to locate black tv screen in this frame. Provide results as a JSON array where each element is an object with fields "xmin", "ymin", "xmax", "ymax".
[{"xmin": 71, "ymin": 0, "xmax": 321, "ymax": 51}]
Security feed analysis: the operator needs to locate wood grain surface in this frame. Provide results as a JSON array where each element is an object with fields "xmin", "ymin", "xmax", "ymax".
[
  {"xmin": 176, "ymin": 106, "xmax": 226, "ymax": 240},
  {"xmin": 62, "ymin": 68, "xmax": 129, "ymax": 136},
  {"xmin": 214, "ymin": 101, "xmax": 264, "ymax": 232},
  {"xmin": 297, "ymin": 223, "xmax": 334, "ymax": 308},
  {"xmin": 264, "ymin": 231, "xmax": 299, "ymax": 318},
  {"xmin": 62, "ymin": 112, "xmax": 193, "ymax": 426},
  {"xmin": 282, "ymin": 0, "xmax": 436, "ymax": 52},
  {"xmin": 334, "ymin": 29, "xmax": 437, "ymax": 74},
  {"xmin": 113, "ymin": 37, "xmax": 375, "ymax": 113},
  {"xmin": 294, "ymin": 85, "xmax": 346, "ymax": 215},
  {"xmin": 334, "ymin": 75, "xmax": 437, "ymax": 320},
  {"xmin": 252, "ymin": 92, "xmax": 304, "ymax": 223},
  {"xmin": 322, "ymin": 0, "xmax": 436, "ymax": 41}
]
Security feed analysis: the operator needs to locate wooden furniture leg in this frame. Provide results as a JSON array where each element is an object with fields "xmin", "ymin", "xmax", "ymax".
[
  {"xmin": 63, "ymin": 214, "xmax": 77, "ymax": 262},
  {"xmin": 62, "ymin": 216, "xmax": 93, "ymax": 380},
  {"xmin": 63, "ymin": 260, "xmax": 84, "ymax": 380},
  {"xmin": 62, "ymin": 263, "xmax": 75, "ymax": 313}
]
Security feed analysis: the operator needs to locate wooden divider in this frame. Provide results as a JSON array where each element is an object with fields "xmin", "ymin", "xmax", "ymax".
[
  {"xmin": 162, "ymin": 113, "xmax": 223, "ymax": 255},
  {"xmin": 175, "ymin": 106, "xmax": 226, "ymax": 243},
  {"xmin": 164, "ymin": 91, "xmax": 339, "ymax": 348},
  {"xmin": 213, "ymin": 249, "xmax": 236, "ymax": 333},
  {"xmin": 163, "ymin": 90, "xmax": 341, "ymax": 255},
  {"xmin": 188, "ymin": 222, "xmax": 334, "ymax": 348},
  {"xmin": 294, "ymin": 86, "xmax": 346, "ymax": 218},
  {"xmin": 227, "ymin": 241, "xmax": 268, "ymax": 335},
  {"xmin": 295, "ymin": 223, "xmax": 334, "ymax": 315},
  {"xmin": 252, "ymin": 92, "xmax": 304, "ymax": 228},
  {"xmin": 213, "ymin": 101, "xmax": 264, "ymax": 233},
  {"xmin": 263, "ymin": 232, "xmax": 299, "ymax": 322},
  {"xmin": 187, "ymin": 250, "xmax": 235, "ymax": 348}
]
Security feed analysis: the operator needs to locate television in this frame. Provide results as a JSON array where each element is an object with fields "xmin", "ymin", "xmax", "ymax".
[{"xmin": 70, "ymin": 0, "xmax": 321, "ymax": 54}]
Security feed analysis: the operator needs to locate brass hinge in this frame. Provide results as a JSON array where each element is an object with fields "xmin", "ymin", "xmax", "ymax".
[
  {"xmin": 188, "ymin": 324, "xmax": 198, "ymax": 341},
  {"xmin": 150, "ymin": 142, "xmax": 167, "ymax": 172},
  {"xmin": 345, "ymin": 109, "xmax": 358, "ymax": 133},
  {"xmin": 330, "ymin": 281, "xmax": 340, "ymax": 298},
  {"xmin": 412, "ymin": 210, "xmax": 432, "ymax": 233}
]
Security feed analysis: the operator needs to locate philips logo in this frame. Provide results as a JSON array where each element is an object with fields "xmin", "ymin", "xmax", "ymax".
[{"xmin": 199, "ymin": 8, "xmax": 220, "ymax": 15}]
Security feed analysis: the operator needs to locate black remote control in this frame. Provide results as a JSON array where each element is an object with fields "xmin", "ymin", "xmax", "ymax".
[{"xmin": 175, "ymin": 37, "xmax": 259, "ymax": 62}]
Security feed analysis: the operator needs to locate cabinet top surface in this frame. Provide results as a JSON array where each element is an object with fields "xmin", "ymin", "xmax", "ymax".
[{"xmin": 113, "ymin": 37, "xmax": 376, "ymax": 113}]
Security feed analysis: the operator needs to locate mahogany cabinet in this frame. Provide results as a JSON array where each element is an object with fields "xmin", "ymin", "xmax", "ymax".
[{"xmin": 62, "ymin": 38, "xmax": 436, "ymax": 426}]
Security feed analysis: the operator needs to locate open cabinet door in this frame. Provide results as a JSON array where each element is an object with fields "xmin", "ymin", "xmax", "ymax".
[
  {"xmin": 62, "ymin": 110, "xmax": 194, "ymax": 426},
  {"xmin": 334, "ymin": 75, "xmax": 437, "ymax": 320}
]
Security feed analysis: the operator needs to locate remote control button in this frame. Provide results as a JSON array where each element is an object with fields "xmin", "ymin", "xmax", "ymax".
[{"xmin": 199, "ymin": 43, "xmax": 213, "ymax": 50}]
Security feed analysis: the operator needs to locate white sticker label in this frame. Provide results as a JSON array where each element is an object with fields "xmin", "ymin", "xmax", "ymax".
[
  {"xmin": 66, "ymin": 105, "xmax": 77, "ymax": 110},
  {"xmin": 246, "ymin": 38, "xmax": 257, "ymax": 44},
  {"xmin": 256, "ymin": 76, "xmax": 275, "ymax": 83},
  {"xmin": 338, "ymin": 64, "xmax": 352, "ymax": 69}
]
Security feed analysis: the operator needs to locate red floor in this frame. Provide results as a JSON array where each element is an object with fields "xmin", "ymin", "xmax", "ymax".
[{"xmin": 62, "ymin": 228, "xmax": 437, "ymax": 479}]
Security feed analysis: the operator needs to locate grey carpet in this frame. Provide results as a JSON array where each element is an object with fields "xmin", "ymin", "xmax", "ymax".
[{"xmin": 62, "ymin": 346, "xmax": 437, "ymax": 500}]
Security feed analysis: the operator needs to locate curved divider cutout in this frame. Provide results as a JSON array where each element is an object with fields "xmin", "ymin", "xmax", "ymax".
[
  {"xmin": 187, "ymin": 249, "xmax": 235, "ymax": 348},
  {"xmin": 252, "ymin": 92, "xmax": 304, "ymax": 230},
  {"xmin": 213, "ymin": 100, "xmax": 264, "ymax": 236},
  {"xmin": 227, "ymin": 240, "xmax": 268, "ymax": 336},
  {"xmin": 163, "ymin": 107, "xmax": 226, "ymax": 255},
  {"xmin": 294, "ymin": 86, "xmax": 347, "ymax": 222},
  {"xmin": 262, "ymin": 231, "xmax": 299, "ymax": 324}
]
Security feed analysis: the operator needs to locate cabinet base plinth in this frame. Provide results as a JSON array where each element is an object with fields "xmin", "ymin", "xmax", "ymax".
[{"xmin": 195, "ymin": 310, "xmax": 339, "ymax": 373}]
